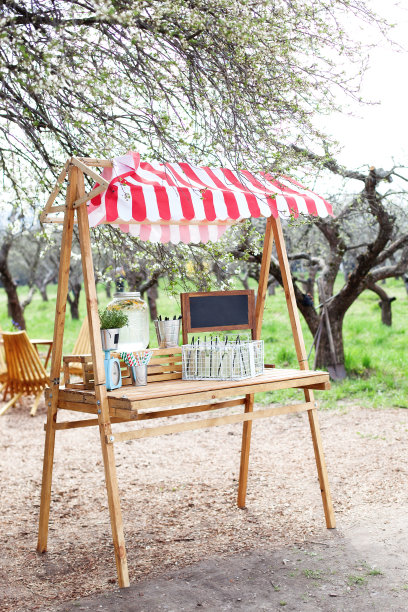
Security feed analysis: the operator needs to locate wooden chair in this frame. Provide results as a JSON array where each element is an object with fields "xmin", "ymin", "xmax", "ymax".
[
  {"xmin": 63, "ymin": 317, "xmax": 91, "ymax": 379},
  {"xmin": 0, "ymin": 331, "xmax": 50, "ymax": 417},
  {"xmin": 72, "ymin": 316, "xmax": 91, "ymax": 356},
  {"xmin": 0, "ymin": 342, "xmax": 7, "ymax": 394}
]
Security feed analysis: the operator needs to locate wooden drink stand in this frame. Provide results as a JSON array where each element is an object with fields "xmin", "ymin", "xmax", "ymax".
[{"xmin": 37, "ymin": 157, "xmax": 335, "ymax": 588}]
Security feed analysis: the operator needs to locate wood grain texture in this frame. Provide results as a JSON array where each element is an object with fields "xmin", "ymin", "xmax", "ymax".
[
  {"xmin": 271, "ymin": 217, "xmax": 335, "ymax": 530},
  {"xmin": 239, "ymin": 217, "xmax": 274, "ymax": 507},
  {"xmin": 37, "ymin": 164, "xmax": 77, "ymax": 554},
  {"xmin": 53, "ymin": 368, "xmax": 329, "ymax": 413},
  {"xmin": 71, "ymin": 157, "xmax": 109, "ymax": 188},
  {"xmin": 308, "ymin": 407, "xmax": 336, "ymax": 528},
  {"xmin": 76, "ymin": 170, "xmax": 129, "ymax": 587},
  {"xmin": 107, "ymin": 402, "xmax": 313, "ymax": 443},
  {"xmin": 40, "ymin": 160, "xmax": 69, "ymax": 222}
]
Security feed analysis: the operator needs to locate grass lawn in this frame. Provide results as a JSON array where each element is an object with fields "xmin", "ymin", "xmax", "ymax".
[{"xmin": 1, "ymin": 278, "xmax": 407, "ymax": 409}]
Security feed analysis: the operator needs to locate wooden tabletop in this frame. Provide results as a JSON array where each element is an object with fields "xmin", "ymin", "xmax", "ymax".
[{"xmin": 57, "ymin": 368, "xmax": 330, "ymax": 413}]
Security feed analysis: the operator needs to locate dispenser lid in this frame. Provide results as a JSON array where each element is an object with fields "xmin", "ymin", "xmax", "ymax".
[{"xmin": 113, "ymin": 292, "xmax": 141, "ymax": 298}]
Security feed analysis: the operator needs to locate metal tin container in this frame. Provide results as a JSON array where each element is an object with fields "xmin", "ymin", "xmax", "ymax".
[
  {"xmin": 154, "ymin": 319, "xmax": 181, "ymax": 348},
  {"xmin": 100, "ymin": 328, "xmax": 119, "ymax": 351},
  {"xmin": 130, "ymin": 364, "xmax": 148, "ymax": 386}
]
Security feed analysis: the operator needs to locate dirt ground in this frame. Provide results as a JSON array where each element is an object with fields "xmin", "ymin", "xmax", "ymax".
[{"xmin": 1, "ymin": 398, "xmax": 408, "ymax": 611}]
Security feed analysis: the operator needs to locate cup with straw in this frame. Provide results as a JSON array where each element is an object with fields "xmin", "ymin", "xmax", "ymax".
[{"xmin": 120, "ymin": 351, "xmax": 153, "ymax": 386}]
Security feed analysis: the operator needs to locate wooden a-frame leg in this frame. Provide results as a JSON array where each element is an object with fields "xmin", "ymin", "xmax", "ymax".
[
  {"xmin": 38, "ymin": 164, "xmax": 76, "ymax": 553},
  {"xmin": 76, "ymin": 171, "xmax": 129, "ymax": 587},
  {"xmin": 307, "ymin": 401, "xmax": 336, "ymax": 528},
  {"xmin": 237, "ymin": 394, "xmax": 254, "ymax": 508},
  {"xmin": 98, "ymin": 434, "xmax": 129, "ymax": 586},
  {"xmin": 271, "ymin": 217, "xmax": 335, "ymax": 528},
  {"xmin": 237, "ymin": 218, "xmax": 275, "ymax": 508}
]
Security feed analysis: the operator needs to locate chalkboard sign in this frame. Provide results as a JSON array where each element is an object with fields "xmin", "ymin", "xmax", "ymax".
[{"xmin": 180, "ymin": 290, "xmax": 255, "ymax": 343}]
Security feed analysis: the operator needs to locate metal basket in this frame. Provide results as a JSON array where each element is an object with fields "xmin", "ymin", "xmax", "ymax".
[{"xmin": 182, "ymin": 339, "xmax": 264, "ymax": 381}]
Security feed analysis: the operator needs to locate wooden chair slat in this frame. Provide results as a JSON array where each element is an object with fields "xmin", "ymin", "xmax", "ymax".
[{"xmin": 72, "ymin": 318, "xmax": 91, "ymax": 355}]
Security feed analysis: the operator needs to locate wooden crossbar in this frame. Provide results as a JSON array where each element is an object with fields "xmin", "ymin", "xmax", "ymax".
[
  {"xmin": 77, "ymin": 158, "xmax": 114, "ymax": 167},
  {"xmin": 48, "ymin": 417, "xmax": 126, "ymax": 430},
  {"xmin": 40, "ymin": 160, "xmax": 70, "ymax": 223},
  {"xmin": 51, "ymin": 398, "xmax": 247, "ymax": 431},
  {"xmin": 70, "ymin": 157, "xmax": 109, "ymax": 187},
  {"xmin": 106, "ymin": 402, "xmax": 314, "ymax": 443}
]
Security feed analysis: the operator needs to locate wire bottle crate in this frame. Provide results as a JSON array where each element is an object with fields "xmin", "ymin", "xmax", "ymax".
[{"xmin": 182, "ymin": 338, "xmax": 263, "ymax": 381}]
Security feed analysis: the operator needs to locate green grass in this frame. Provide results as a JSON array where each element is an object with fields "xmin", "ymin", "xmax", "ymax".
[
  {"xmin": 259, "ymin": 277, "xmax": 408, "ymax": 409},
  {"xmin": 303, "ymin": 569, "xmax": 323, "ymax": 579},
  {"xmin": 367, "ymin": 568, "xmax": 383, "ymax": 576},
  {"xmin": 1, "ymin": 277, "xmax": 407, "ymax": 409},
  {"xmin": 347, "ymin": 574, "xmax": 367, "ymax": 586}
]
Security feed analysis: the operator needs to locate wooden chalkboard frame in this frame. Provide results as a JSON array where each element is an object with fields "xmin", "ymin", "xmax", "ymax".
[{"xmin": 180, "ymin": 290, "xmax": 255, "ymax": 344}]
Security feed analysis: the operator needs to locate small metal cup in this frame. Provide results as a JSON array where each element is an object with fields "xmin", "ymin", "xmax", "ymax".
[
  {"xmin": 154, "ymin": 319, "xmax": 181, "ymax": 348},
  {"xmin": 130, "ymin": 364, "xmax": 148, "ymax": 386}
]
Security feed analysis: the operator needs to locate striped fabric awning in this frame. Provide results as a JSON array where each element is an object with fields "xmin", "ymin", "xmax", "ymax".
[{"xmin": 88, "ymin": 152, "xmax": 332, "ymax": 244}]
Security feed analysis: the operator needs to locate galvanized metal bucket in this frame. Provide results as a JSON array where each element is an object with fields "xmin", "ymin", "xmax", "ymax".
[
  {"xmin": 154, "ymin": 319, "xmax": 181, "ymax": 348},
  {"xmin": 100, "ymin": 328, "xmax": 120, "ymax": 351}
]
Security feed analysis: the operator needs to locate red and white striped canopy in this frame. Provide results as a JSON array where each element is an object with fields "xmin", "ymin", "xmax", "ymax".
[{"xmin": 88, "ymin": 152, "xmax": 332, "ymax": 244}]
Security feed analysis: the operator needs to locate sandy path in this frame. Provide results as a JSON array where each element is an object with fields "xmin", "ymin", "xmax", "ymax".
[{"xmin": 1, "ymin": 399, "xmax": 408, "ymax": 610}]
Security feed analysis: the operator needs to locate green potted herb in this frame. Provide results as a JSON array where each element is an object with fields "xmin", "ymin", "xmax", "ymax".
[{"xmin": 99, "ymin": 308, "xmax": 129, "ymax": 351}]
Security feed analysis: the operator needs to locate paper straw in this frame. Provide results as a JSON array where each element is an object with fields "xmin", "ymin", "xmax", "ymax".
[{"xmin": 120, "ymin": 352, "xmax": 137, "ymax": 367}]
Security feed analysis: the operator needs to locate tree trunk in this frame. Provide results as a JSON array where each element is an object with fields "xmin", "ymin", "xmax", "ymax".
[
  {"xmin": 367, "ymin": 282, "xmax": 395, "ymax": 326},
  {"xmin": 106, "ymin": 281, "xmax": 112, "ymax": 298},
  {"xmin": 298, "ymin": 278, "xmax": 346, "ymax": 371},
  {"xmin": 267, "ymin": 278, "xmax": 276, "ymax": 295},
  {"xmin": 314, "ymin": 311, "xmax": 345, "ymax": 370},
  {"xmin": 0, "ymin": 239, "xmax": 26, "ymax": 329},
  {"xmin": 304, "ymin": 271, "xmax": 317, "ymax": 295},
  {"xmin": 39, "ymin": 286, "xmax": 49, "ymax": 301},
  {"xmin": 21, "ymin": 286, "xmax": 36, "ymax": 311},
  {"xmin": 147, "ymin": 284, "xmax": 158, "ymax": 321},
  {"xmin": 379, "ymin": 300, "xmax": 393, "ymax": 326},
  {"xmin": 35, "ymin": 269, "xmax": 56, "ymax": 302},
  {"xmin": 125, "ymin": 269, "xmax": 143, "ymax": 292},
  {"xmin": 240, "ymin": 273, "xmax": 250, "ymax": 291},
  {"xmin": 67, "ymin": 283, "xmax": 81, "ymax": 319},
  {"xmin": 299, "ymin": 263, "xmax": 319, "ymax": 296}
]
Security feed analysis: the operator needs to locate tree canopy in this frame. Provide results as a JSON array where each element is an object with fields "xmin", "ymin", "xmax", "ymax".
[{"xmin": 1, "ymin": 0, "xmax": 381, "ymax": 202}]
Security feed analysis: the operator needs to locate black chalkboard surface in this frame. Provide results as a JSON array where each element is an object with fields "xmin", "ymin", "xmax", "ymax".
[{"xmin": 181, "ymin": 290, "xmax": 255, "ymax": 343}]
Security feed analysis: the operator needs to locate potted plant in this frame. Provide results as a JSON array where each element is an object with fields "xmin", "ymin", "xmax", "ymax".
[{"xmin": 99, "ymin": 308, "xmax": 129, "ymax": 351}]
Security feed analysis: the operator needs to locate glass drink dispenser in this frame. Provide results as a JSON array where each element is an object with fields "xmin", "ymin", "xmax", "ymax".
[{"xmin": 107, "ymin": 292, "xmax": 149, "ymax": 351}]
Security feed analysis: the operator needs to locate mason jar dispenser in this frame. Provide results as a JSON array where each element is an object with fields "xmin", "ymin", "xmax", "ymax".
[{"xmin": 107, "ymin": 292, "xmax": 149, "ymax": 351}]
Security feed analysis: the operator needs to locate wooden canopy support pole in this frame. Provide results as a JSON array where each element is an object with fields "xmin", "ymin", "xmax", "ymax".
[
  {"xmin": 238, "ymin": 217, "xmax": 274, "ymax": 508},
  {"xmin": 37, "ymin": 163, "xmax": 77, "ymax": 552},
  {"xmin": 271, "ymin": 217, "xmax": 335, "ymax": 528},
  {"xmin": 75, "ymin": 171, "xmax": 129, "ymax": 587},
  {"xmin": 254, "ymin": 217, "xmax": 275, "ymax": 342}
]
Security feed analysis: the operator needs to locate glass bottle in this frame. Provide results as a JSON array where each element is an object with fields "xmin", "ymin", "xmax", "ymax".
[{"xmin": 107, "ymin": 292, "xmax": 149, "ymax": 351}]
